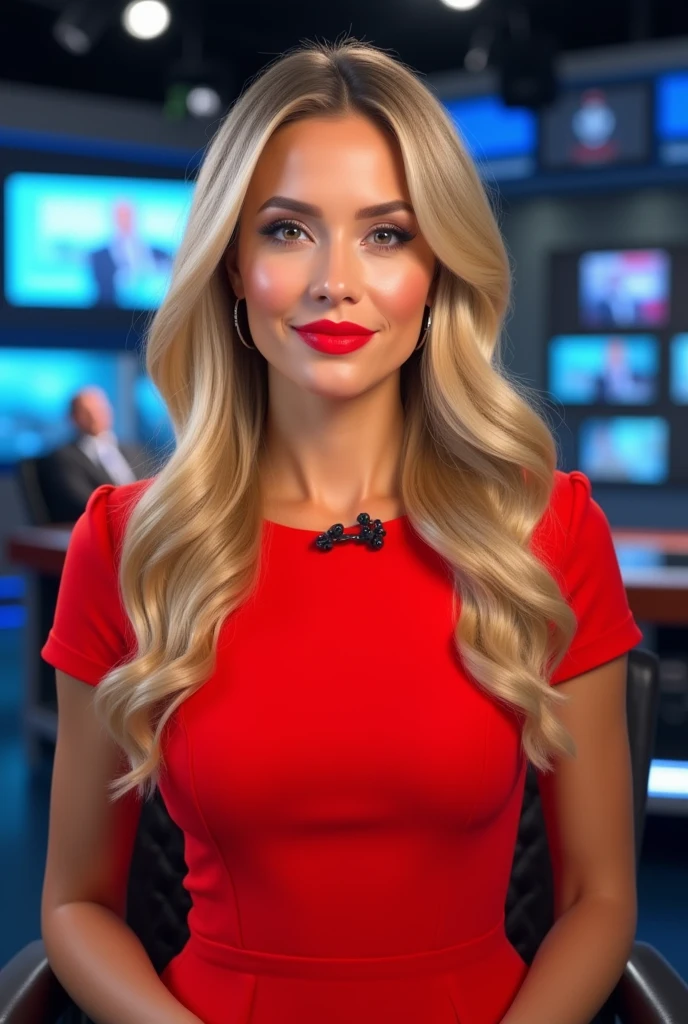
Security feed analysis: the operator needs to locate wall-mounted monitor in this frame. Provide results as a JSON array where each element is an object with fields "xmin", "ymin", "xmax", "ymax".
[
  {"xmin": 443, "ymin": 94, "xmax": 537, "ymax": 180},
  {"xmin": 579, "ymin": 416, "xmax": 669, "ymax": 484},
  {"xmin": 548, "ymin": 334, "xmax": 659, "ymax": 405},
  {"xmin": 656, "ymin": 71, "xmax": 688, "ymax": 166},
  {"xmin": 0, "ymin": 346, "xmax": 174, "ymax": 466},
  {"xmin": 540, "ymin": 83, "xmax": 651, "ymax": 170},
  {"xmin": 670, "ymin": 334, "xmax": 688, "ymax": 404},
  {"xmin": 3, "ymin": 172, "xmax": 194, "ymax": 310},
  {"xmin": 578, "ymin": 249, "xmax": 670, "ymax": 330}
]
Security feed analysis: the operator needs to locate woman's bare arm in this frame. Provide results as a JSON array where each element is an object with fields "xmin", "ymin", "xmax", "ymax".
[{"xmin": 41, "ymin": 669, "xmax": 202, "ymax": 1024}]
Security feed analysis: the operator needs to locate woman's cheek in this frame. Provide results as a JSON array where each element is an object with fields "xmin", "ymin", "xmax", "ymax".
[
  {"xmin": 372, "ymin": 262, "xmax": 433, "ymax": 323},
  {"xmin": 247, "ymin": 259, "xmax": 305, "ymax": 317}
]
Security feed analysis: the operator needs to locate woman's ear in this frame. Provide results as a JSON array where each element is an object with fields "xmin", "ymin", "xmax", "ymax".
[{"xmin": 224, "ymin": 240, "xmax": 244, "ymax": 299}]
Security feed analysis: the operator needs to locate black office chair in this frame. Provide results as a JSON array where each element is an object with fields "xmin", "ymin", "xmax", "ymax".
[
  {"xmin": 1, "ymin": 647, "xmax": 687, "ymax": 1024},
  {"xmin": 15, "ymin": 457, "xmax": 53, "ymax": 527}
]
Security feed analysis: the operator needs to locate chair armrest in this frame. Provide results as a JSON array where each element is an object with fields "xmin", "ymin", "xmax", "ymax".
[
  {"xmin": 616, "ymin": 940, "xmax": 688, "ymax": 1024},
  {"xmin": 0, "ymin": 940, "xmax": 70, "ymax": 1024}
]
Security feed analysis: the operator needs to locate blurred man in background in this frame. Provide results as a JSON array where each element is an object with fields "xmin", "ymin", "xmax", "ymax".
[{"xmin": 40, "ymin": 386, "xmax": 149, "ymax": 523}]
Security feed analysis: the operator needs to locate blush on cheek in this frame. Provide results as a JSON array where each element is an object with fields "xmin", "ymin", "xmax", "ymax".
[
  {"xmin": 375, "ymin": 265, "xmax": 432, "ymax": 326},
  {"xmin": 247, "ymin": 263, "xmax": 303, "ymax": 319}
]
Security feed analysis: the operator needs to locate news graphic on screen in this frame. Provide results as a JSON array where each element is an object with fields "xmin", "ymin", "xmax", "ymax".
[
  {"xmin": 549, "ymin": 334, "xmax": 658, "ymax": 404},
  {"xmin": 578, "ymin": 416, "xmax": 669, "ymax": 484},
  {"xmin": 540, "ymin": 83, "xmax": 650, "ymax": 169},
  {"xmin": 656, "ymin": 71, "xmax": 688, "ymax": 166},
  {"xmin": 443, "ymin": 94, "xmax": 537, "ymax": 180},
  {"xmin": 670, "ymin": 334, "xmax": 688, "ymax": 404},
  {"xmin": 0, "ymin": 347, "xmax": 138, "ymax": 464},
  {"xmin": 578, "ymin": 249, "xmax": 670, "ymax": 330},
  {"xmin": 3, "ymin": 172, "xmax": 194, "ymax": 310}
]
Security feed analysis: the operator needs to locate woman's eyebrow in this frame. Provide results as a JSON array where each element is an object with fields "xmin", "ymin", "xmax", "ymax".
[{"xmin": 256, "ymin": 196, "xmax": 415, "ymax": 219}]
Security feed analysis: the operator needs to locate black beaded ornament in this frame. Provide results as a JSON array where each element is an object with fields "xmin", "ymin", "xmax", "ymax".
[{"xmin": 314, "ymin": 512, "xmax": 387, "ymax": 552}]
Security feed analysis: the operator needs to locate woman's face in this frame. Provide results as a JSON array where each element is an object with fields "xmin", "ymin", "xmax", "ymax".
[{"xmin": 225, "ymin": 112, "xmax": 437, "ymax": 400}]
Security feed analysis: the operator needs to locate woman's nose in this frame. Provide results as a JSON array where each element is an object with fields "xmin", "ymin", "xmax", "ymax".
[{"xmin": 308, "ymin": 236, "xmax": 364, "ymax": 305}]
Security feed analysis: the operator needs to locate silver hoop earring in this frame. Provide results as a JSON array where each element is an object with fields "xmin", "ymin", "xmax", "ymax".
[
  {"xmin": 233, "ymin": 298, "xmax": 257, "ymax": 350},
  {"xmin": 414, "ymin": 305, "xmax": 432, "ymax": 351}
]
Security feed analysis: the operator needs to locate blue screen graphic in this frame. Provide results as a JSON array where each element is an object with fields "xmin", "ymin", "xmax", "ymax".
[
  {"xmin": 4, "ymin": 172, "xmax": 194, "ymax": 309},
  {"xmin": 656, "ymin": 72, "xmax": 688, "ymax": 140},
  {"xmin": 443, "ymin": 95, "xmax": 537, "ymax": 161}
]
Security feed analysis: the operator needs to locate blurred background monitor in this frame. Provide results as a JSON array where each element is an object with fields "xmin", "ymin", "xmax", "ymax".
[
  {"xmin": 578, "ymin": 415, "xmax": 670, "ymax": 483},
  {"xmin": 544, "ymin": 331, "xmax": 659, "ymax": 403},
  {"xmin": 578, "ymin": 249, "xmax": 670, "ymax": 330},
  {"xmin": 548, "ymin": 333, "xmax": 659, "ymax": 404},
  {"xmin": 0, "ymin": 346, "xmax": 174, "ymax": 466},
  {"xmin": 656, "ymin": 70, "xmax": 688, "ymax": 165},
  {"xmin": 3, "ymin": 172, "xmax": 194, "ymax": 310},
  {"xmin": 670, "ymin": 334, "xmax": 688, "ymax": 403},
  {"xmin": 540, "ymin": 82, "xmax": 651, "ymax": 169},
  {"xmin": 442, "ymin": 94, "xmax": 537, "ymax": 180}
]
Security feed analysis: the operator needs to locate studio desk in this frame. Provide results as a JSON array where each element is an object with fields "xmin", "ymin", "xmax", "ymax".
[{"xmin": 6, "ymin": 523, "xmax": 688, "ymax": 768}]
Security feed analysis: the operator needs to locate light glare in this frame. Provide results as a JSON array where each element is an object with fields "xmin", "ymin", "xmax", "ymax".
[
  {"xmin": 122, "ymin": 0, "xmax": 171, "ymax": 40},
  {"xmin": 440, "ymin": 0, "xmax": 483, "ymax": 10}
]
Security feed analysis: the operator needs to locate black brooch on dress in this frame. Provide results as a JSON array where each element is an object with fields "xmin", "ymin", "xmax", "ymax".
[{"xmin": 314, "ymin": 513, "xmax": 386, "ymax": 552}]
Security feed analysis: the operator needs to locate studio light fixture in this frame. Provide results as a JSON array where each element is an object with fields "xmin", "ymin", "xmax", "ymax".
[
  {"xmin": 122, "ymin": 0, "xmax": 171, "ymax": 41},
  {"xmin": 52, "ymin": 0, "xmax": 119, "ymax": 55},
  {"xmin": 439, "ymin": 0, "xmax": 484, "ymax": 11}
]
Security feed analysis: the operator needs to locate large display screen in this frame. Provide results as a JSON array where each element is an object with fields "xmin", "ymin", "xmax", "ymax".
[
  {"xmin": 540, "ymin": 83, "xmax": 651, "ymax": 169},
  {"xmin": 656, "ymin": 71, "xmax": 688, "ymax": 167},
  {"xmin": 0, "ymin": 346, "xmax": 174, "ymax": 465},
  {"xmin": 548, "ymin": 335, "xmax": 659, "ymax": 404},
  {"xmin": 579, "ymin": 249, "xmax": 670, "ymax": 330},
  {"xmin": 3, "ymin": 172, "xmax": 194, "ymax": 310},
  {"xmin": 443, "ymin": 94, "xmax": 537, "ymax": 180}
]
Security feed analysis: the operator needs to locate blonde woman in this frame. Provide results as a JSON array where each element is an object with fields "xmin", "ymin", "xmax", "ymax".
[{"xmin": 40, "ymin": 37, "xmax": 643, "ymax": 1024}]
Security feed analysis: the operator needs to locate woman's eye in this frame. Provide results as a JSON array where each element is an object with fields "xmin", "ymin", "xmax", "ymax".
[{"xmin": 259, "ymin": 219, "xmax": 415, "ymax": 250}]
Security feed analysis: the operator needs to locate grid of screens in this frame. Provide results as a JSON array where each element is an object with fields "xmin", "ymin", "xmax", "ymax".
[
  {"xmin": 2, "ymin": 172, "xmax": 194, "ymax": 311},
  {"xmin": 547, "ymin": 247, "xmax": 688, "ymax": 485}
]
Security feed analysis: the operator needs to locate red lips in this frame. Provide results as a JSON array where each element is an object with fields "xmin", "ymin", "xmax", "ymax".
[{"xmin": 294, "ymin": 319, "xmax": 375, "ymax": 336}]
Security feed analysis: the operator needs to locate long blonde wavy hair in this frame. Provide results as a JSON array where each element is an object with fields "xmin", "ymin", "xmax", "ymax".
[{"xmin": 97, "ymin": 36, "xmax": 578, "ymax": 802}]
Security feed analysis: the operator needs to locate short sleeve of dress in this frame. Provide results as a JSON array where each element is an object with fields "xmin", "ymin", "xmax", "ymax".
[
  {"xmin": 41, "ymin": 483, "xmax": 135, "ymax": 686},
  {"xmin": 534, "ymin": 469, "xmax": 644, "ymax": 686}
]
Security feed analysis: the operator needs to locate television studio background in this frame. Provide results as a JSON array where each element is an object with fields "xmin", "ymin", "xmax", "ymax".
[{"xmin": 1, "ymin": 0, "xmax": 687, "ymax": 1009}]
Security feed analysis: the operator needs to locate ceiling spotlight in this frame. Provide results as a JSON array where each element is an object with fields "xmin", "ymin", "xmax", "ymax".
[
  {"xmin": 53, "ymin": 0, "xmax": 118, "ymax": 55},
  {"xmin": 440, "ymin": 0, "xmax": 484, "ymax": 10},
  {"xmin": 186, "ymin": 86, "xmax": 223, "ymax": 118},
  {"xmin": 122, "ymin": 0, "xmax": 171, "ymax": 41}
]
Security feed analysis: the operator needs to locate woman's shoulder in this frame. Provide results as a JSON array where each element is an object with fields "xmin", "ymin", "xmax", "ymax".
[
  {"xmin": 531, "ymin": 469, "xmax": 597, "ymax": 569},
  {"xmin": 93, "ymin": 476, "xmax": 156, "ymax": 544}
]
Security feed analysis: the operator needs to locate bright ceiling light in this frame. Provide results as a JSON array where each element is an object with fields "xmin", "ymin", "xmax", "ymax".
[
  {"xmin": 122, "ymin": 0, "xmax": 171, "ymax": 40},
  {"xmin": 440, "ymin": 0, "xmax": 484, "ymax": 10},
  {"xmin": 186, "ymin": 86, "xmax": 222, "ymax": 118}
]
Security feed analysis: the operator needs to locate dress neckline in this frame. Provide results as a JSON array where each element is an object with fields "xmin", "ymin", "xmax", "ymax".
[{"xmin": 263, "ymin": 514, "xmax": 408, "ymax": 537}]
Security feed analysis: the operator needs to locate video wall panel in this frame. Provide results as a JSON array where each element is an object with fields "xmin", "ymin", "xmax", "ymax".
[{"xmin": 547, "ymin": 246, "xmax": 688, "ymax": 486}]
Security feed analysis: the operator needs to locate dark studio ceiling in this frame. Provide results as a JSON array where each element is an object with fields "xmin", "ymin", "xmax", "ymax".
[{"xmin": 2, "ymin": 0, "xmax": 688, "ymax": 109}]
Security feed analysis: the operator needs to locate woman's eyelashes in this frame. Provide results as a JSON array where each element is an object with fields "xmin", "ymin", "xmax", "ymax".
[{"xmin": 257, "ymin": 218, "xmax": 416, "ymax": 252}]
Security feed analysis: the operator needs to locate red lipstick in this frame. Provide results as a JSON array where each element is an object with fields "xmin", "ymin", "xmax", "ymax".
[{"xmin": 293, "ymin": 319, "xmax": 376, "ymax": 355}]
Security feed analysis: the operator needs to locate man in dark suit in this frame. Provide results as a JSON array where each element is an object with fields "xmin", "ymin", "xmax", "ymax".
[{"xmin": 39, "ymin": 386, "xmax": 151, "ymax": 524}]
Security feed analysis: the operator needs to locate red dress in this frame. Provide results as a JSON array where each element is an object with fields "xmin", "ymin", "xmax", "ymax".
[{"xmin": 41, "ymin": 469, "xmax": 643, "ymax": 1024}]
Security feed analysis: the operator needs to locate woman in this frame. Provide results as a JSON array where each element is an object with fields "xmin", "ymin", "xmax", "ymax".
[{"xmin": 40, "ymin": 37, "xmax": 643, "ymax": 1024}]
